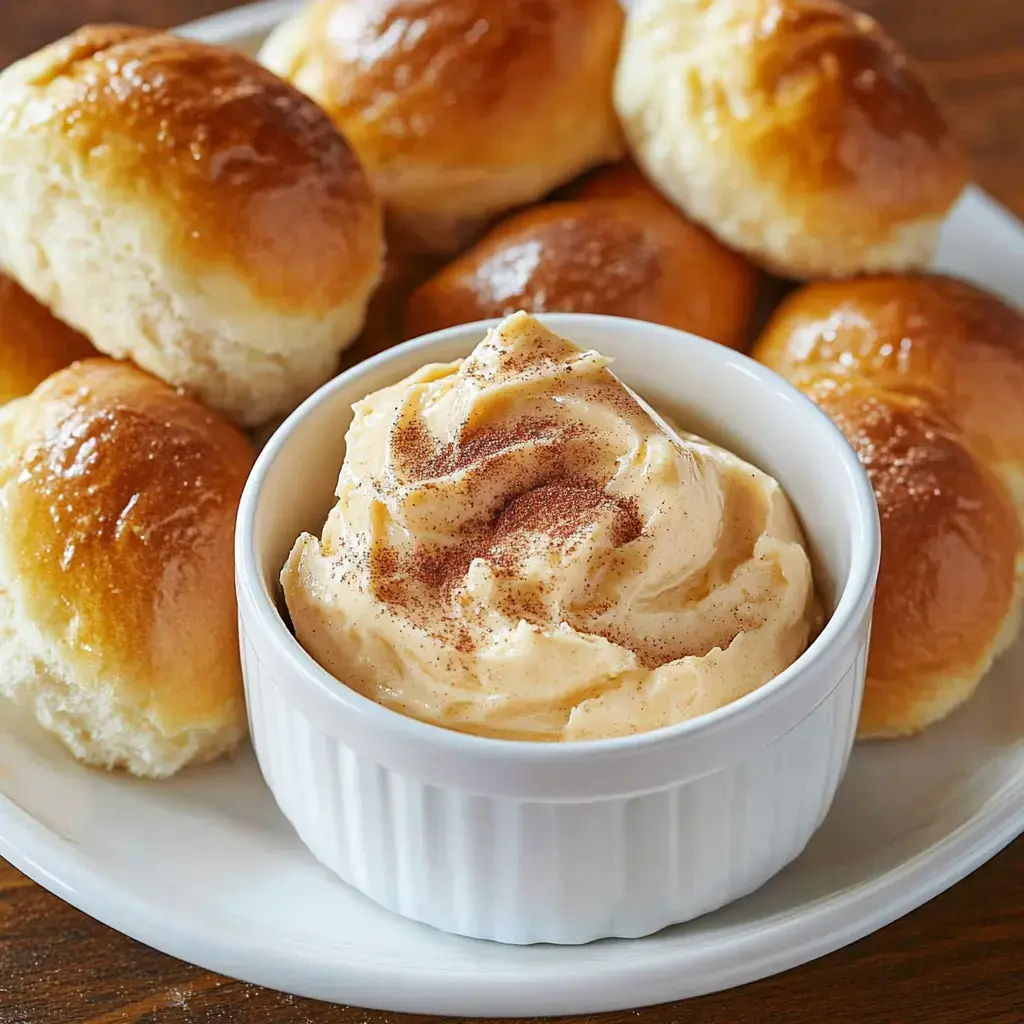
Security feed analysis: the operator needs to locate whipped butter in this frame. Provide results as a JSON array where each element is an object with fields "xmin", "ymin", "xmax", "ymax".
[{"xmin": 282, "ymin": 312, "xmax": 815, "ymax": 741}]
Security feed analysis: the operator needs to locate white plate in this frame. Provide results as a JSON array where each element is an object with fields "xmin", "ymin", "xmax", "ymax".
[{"xmin": 1, "ymin": 1, "xmax": 1022, "ymax": 1017}]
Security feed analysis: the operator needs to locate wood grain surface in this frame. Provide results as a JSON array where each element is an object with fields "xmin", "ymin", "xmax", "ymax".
[{"xmin": 1, "ymin": 1, "xmax": 1023, "ymax": 1022}]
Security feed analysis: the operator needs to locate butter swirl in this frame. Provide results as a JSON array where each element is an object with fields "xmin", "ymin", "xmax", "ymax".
[{"xmin": 283, "ymin": 312, "xmax": 815, "ymax": 740}]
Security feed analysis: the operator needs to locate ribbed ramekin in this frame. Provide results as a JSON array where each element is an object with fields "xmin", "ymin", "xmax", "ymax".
[{"xmin": 235, "ymin": 314, "xmax": 880, "ymax": 945}]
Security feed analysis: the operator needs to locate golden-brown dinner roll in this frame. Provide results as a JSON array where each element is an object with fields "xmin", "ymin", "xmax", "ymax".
[
  {"xmin": 259, "ymin": 0, "xmax": 625, "ymax": 253},
  {"xmin": 404, "ymin": 198, "xmax": 758, "ymax": 347},
  {"xmin": 754, "ymin": 275, "xmax": 1024, "ymax": 512},
  {"xmin": 565, "ymin": 159, "xmax": 675, "ymax": 209},
  {"xmin": 810, "ymin": 384, "xmax": 1021, "ymax": 738},
  {"xmin": 342, "ymin": 249, "xmax": 444, "ymax": 368},
  {"xmin": 0, "ymin": 272, "xmax": 97, "ymax": 405},
  {"xmin": 614, "ymin": 0, "xmax": 968, "ymax": 279},
  {"xmin": 567, "ymin": 161, "xmax": 803, "ymax": 343},
  {"xmin": 0, "ymin": 359, "xmax": 255, "ymax": 777},
  {"xmin": 249, "ymin": 249, "xmax": 443, "ymax": 450},
  {"xmin": 256, "ymin": 251, "xmax": 443, "ymax": 456},
  {"xmin": 0, "ymin": 25, "xmax": 384, "ymax": 428},
  {"xmin": 752, "ymin": 274, "xmax": 1024, "ymax": 738}
]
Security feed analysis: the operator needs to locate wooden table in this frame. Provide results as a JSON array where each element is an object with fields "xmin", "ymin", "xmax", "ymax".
[{"xmin": 1, "ymin": 2, "xmax": 1022, "ymax": 1022}]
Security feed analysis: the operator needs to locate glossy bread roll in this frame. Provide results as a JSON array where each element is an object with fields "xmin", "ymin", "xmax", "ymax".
[
  {"xmin": 0, "ymin": 26, "xmax": 384, "ymax": 428},
  {"xmin": 260, "ymin": 0, "xmax": 625, "ymax": 253},
  {"xmin": 815, "ymin": 385, "xmax": 1020, "ymax": 738},
  {"xmin": 753, "ymin": 276, "xmax": 1024, "ymax": 738},
  {"xmin": 404, "ymin": 197, "xmax": 758, "ymax": 348},
  {"xmin": 754, "ymin": 275, "xmax": 1024, "ymax": 512},
  {"xmin": 0, "ymin": 360, "xmax": 255, "ymax": 777},
  {"xmin": 342, "ymin": 248, "xmax": 444, "ymax": 367},
  {"xmin": 614, "ymin": 0, "xmax": 968, "ymax": 279},
  {"xmin": 251, "ymin": 250, "xmax": 444, "ymax": 451},
  {"xmin": 565, "ymin": 159, "xmax": 676, "ymax": 208},
  {"xmin": 0, "ymin": 272, "xmax": 97, "ymax": 405}
]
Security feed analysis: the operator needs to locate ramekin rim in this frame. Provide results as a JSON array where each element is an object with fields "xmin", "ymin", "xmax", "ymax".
[{"xmin": 235, "ymin": 313, "xmax": 881, "ymax": 762}]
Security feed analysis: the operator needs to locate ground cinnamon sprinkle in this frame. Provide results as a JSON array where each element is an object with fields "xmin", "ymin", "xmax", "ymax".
[
  {"xmin": 368, "ymin": 474, "xmax": 644, "ymax": 650},
  {"xmin": 369, "ymin": 544, "xmax": 406, "ymax": 606},
  {"xmin": 366, "ymin": 332, "xmax": 652, "ymax": 656},
  {"xmin": 393, "ymin": 415, "xmax": 566, "ymax": 483},
  {"xmin": 454, "ymin": 417, "xmax": 557, "ymax": 472},
  {"xmin": 490, "ymin": 482, "xmax": 641, "ymax": 554},
  {"xmin": 499, "ymin": 588, "xmax": 548, "ymax": 624},
  {"xmin": 390, "ymin": 417, "xmax": 436, "ymax": 478}
]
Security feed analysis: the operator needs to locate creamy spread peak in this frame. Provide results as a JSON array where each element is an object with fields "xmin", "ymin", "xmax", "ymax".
[{"xmin": 282, "ymin": 312, "xmax": 816, "ymax": 741}]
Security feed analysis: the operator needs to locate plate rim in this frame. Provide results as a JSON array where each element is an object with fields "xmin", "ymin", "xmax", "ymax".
[
  {"xmin": 0, "ymin": 742, "xmax": 1021, "ymax": 1016},
  {"xmin": 174, "ymin": 0, "xmax": 304, "ymax": 42}
]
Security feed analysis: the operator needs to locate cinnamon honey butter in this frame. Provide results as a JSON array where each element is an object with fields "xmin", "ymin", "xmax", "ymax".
[{"xmin": 282, "ymin": 312, "xmax": 815, "ymax": 741}]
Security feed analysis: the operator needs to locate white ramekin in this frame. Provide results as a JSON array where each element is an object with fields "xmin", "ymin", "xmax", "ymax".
[{"xmin": 235, "ymin": 314, "xmax": 880, "ymax": 945}]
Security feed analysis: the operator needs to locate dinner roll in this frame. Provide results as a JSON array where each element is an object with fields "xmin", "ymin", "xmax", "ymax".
[
  {"xmin": 754, "ymin": 275, "xmax": 1024, "ymax": 513},
  {"xmin": 247, "ymin": 251, "xmax": 442, "ymax": 449},
  {"xmin": 810, "ymin": 384, "xmax": 1021, "ymax": 738},
  {"xmin": 404, "ymin": 198, "xmax": 757, "ymax": 347},
  {"xmin": 0, "ymin": 25, "xmax": 384, "ymax": 428},
  {"xmin": 0, "ymin": 360, "xmax": 255, "ymax": 777},
  {"xmin": 0, "ymin": 272, "xmax": 97, "ymax": 405},
  {"xmin": 752, "ymin": 275, "xmax": 1024, "ymax": 737},
  {"xmin": 260, "ymin": 0, "xmax": 625, "ymax": 253},
  {"xmin": 565, "ymin": 159, "xmax": 675, "ymax": 208},
  {"xmin": 342, "ymin": 249, "xmax": 443, "ymax": 368},
  {"xmin": 614, "ymin": 0, "xmax": 968, "ymax": 279}
]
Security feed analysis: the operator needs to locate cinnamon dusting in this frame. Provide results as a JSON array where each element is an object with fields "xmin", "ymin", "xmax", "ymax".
[{"xmin": 281, "ymin": 313, "xmax": 817, "ymax": 742}]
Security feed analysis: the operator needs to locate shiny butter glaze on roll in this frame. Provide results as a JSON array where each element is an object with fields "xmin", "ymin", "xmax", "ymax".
[
  {"xmin": 0, "ymin": 359, "xmax": 254, "ymax": 777},
  {"xmin": 260, "ymin": 0, "xmax": 626, "ymax": 254},
  {"xmin": 810, "ymin": 383, "xmax": 1022, "ymax": 738},
  {"xmin": 755, "ymin": 275, "xmax": 1024, "ymax": 516},
  {"xmin": 0, "ymin": 25, "xmax": 384, "ymax": 428},
  {"xmin": 403, "ymin": 196, "xmax": 758, "ymax": 350},
  {"xmin": 614, "ymin": 0, "xmax": 968, "ymax": 279},
  {"xmin": 283, "ymin": 312, "xmax": 815, "ymax": 741},
  {"xmin": 753, "ymin": 274, "xmax": 1024, "ymax": 738}
]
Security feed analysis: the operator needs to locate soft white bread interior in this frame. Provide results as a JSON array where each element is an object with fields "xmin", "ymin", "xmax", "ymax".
[
  {"xmin": 614, "ymin": 0, "xmax": 968, "ymax": 279},
  {"xmin": 259, "ymin": 0, "xmax": 626, "ymax": 253},
  {"xmin": 0, "ymin": 359, "xmax": 255, "ymax": 777},
  {"xmin": 0, "ymin": 25, "xmax": 384, "ymax": 428}
]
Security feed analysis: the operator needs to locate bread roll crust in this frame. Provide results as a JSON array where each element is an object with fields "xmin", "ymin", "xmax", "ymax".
[
  {"xmin": 567, "ymin": 160, "xmax": 676, "ymax": 208},
  {"xmin": 744, "ymin": 1, "xmax": 959, "ymax": 214},
  {"xmin": 404, "ymin": 198, "xmax": 757, "ymax": 347},
  {"xmin": 809, "ymin": 384, "xmax": 1021, "ymax": 737},
  {"xmin": 0, "ymin": 26, "xmax": 384, "ymax": 426},
  {"xmin": 341, "ymin": 248, "xmax": 443, "ymax": 368},
  {"xmin": 5, "ymin": 25, "xmax": 380, "ymax": 312},
  {"xmin": 0, "ymin": 359, "xmax": 255, "ymax": 776},
  {"xmin": 755, "ymin": 275, "xmax": 1024, "ymax": 509},
  {"xmin": 260, "ymin": 0, "xmax": 625, "ymax": 251},
  {"xmin": 614, "ymin": 0, "xmax": 968, "ymax": 278},
  {"xmin": 0, "ymin": 273, "xmax": 96, "ymax": 405},
  {"xmin": 753, "ymin": 275, "xmax": 1024, "ymax": 737}
]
